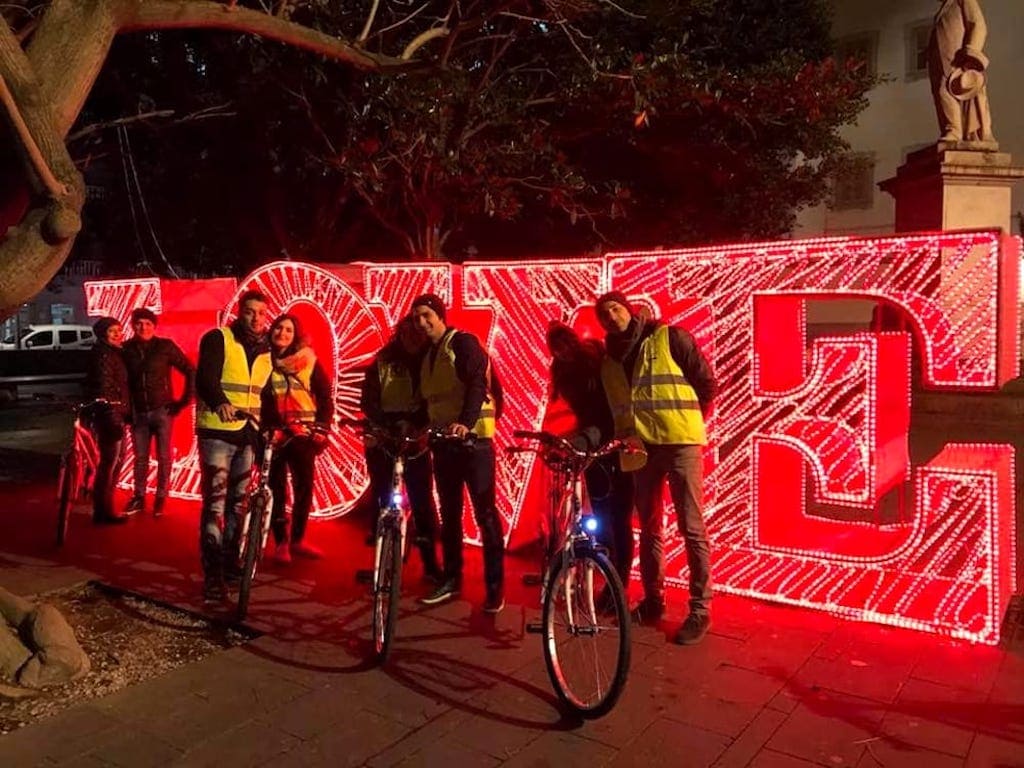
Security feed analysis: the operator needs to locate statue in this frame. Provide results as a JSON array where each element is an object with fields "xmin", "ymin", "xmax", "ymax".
[{"xmin": 927, "ymin": 0, "xmax": 995, "ymax": 144}]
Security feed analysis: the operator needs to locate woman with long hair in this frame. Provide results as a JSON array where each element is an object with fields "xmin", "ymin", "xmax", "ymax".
[
  {"xmin": 265, "ymin": 313, "xmax": 333, "ymax": 563},
  {"xmin": 546, "ymin": 320, "xmax": 635, "ymax": 587}
]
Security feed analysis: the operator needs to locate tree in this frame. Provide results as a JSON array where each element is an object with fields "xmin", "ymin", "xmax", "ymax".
[{"xmin": 0, "ymin": 0, "xmax": 581, "ymax": 320}]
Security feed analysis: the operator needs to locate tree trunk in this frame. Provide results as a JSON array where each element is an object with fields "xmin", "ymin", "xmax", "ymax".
[{"xmin": 0, "ymin": 0, "xmax": 412, "ymax": 322}]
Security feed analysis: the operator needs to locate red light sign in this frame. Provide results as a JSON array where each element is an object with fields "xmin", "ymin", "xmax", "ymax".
[{"xmin": 87, "ymin": 229, "xmax": 1020, "ymax": 643}]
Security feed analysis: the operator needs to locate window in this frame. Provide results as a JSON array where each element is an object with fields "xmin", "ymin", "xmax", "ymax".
[
  {"xmin": 82, "ymin": 330, "xmax": 94, "ymax": 340},
  {"xmin": 58, "ymin": 330, "xmax": 78, "ymax": 345},
  {"xmin": 905, "ymin": 20, "xmax": 932, "ymax": 81},
  {"xmin": 24, "ymin": 331, "xmax": 52, "ymax": 348},
  {"xmin": 835, "ymin": 31, "xmax": 878, "ymax": 77},
  {"xmin": 831, "ymin": 153, "xmax": 876, "ymax": 211}
]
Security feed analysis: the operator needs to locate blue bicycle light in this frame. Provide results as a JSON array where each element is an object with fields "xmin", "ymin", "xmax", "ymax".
[
  {"xmin": 583, "ymin": 516, "xmax": 599, "ymax": 533},
  {"xmin": 391, "ymin": 491, "xmax": 403, "ymax": 506}
]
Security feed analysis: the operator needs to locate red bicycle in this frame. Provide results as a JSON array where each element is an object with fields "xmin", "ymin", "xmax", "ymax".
[{"xmin": 55, "ymin": 399, "xmax": 117, "ymax": 546}]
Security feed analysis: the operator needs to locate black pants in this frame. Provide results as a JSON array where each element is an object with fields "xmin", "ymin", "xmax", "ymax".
[
  {"xmin": 269, "ymin": 437, "xmax": 318, "ymax": 545},
  {"xmin": 585, "ymin": 455, "xmax": 635, "ymax": 587},
  {"xmin": 433, "ymin": 439, "xmax": 504, "ymax": 598},
  {"xmin": 365, "ymin": 445, "xmax": 439, "ymax": 570},
  {"xmin": 93, "ymin": 421, "xmax": 123, "ymax": 522}
]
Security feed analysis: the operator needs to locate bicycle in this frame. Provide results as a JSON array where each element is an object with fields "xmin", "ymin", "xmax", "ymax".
[
  {"xmin": 343, "ymin": 419, "xmax": 470, "ymax": 663},
  {"xmin": 508, "ymin": 429, "xmax": 635, "ymax": 718},
  {"xmin": 234, "ymin": 416, "xmax": 314, "ymax": 622},
  {"xmin": 55, "ymin": 399, "xmax": 118, "ymax": 546}
]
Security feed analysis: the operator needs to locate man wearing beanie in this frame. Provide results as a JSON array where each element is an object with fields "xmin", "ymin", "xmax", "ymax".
[
  {"xmin": 410, "ymin": 293, "xmax": 506, "ymax": 613},
  {"xmin": 86, "ymin": 317, "xmax": 131, "ymax": 524},
  {"xmin": 194, "ymin": 290, "xmax": 272, "ymax": 603},
  {"xmin": 122, "ymin": 307, "xmax": 195, "ymax": 518},
  {"xmin": 594, "ymin": 291, "xmax": 716, "ymax": 645}
]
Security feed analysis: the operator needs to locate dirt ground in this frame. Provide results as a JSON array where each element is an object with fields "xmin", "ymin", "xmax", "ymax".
[{"xmin": 0, "ymin": 583, "xmax": 251, "ymax": 734}]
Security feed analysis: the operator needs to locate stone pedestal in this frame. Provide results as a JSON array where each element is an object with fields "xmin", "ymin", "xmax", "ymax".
[{"xmin": 879, "ymin": 142, "xmax": 1024, "ymax": 233}]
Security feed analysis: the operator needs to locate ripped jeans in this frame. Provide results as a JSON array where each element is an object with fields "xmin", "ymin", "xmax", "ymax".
[{"xmin": 198, "ymin": 438, "xmax": 254, "ymax": 580}]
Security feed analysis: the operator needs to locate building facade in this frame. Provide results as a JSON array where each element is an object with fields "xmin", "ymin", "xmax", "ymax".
[{"xmin": 797, "ymin": 0, "xmax": 1024, "ymax": 238}]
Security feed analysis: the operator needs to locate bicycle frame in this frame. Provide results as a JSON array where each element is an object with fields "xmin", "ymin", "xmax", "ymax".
[{"xmin": 374, "ymin": 450, "xmax": 411, "ymax": 586}]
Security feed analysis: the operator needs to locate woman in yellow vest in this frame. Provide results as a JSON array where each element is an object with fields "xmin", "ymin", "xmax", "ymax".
[
  {"xmin": 595, "ymin": 291, "xmax": 716, "ymax": 646},
  {"xmin": 265, "ymin": 314, "xmax": 333, "ymax": 564},
  {"xmin": 359, "ymin": 315, "xmax": 442, "ymax": 581}
]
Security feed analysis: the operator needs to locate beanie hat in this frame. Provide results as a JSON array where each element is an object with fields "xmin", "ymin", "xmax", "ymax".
[
  {"xmin": 410, "ymin": 293, "xmax": 447, "ymax": 321},
  {"xmin": 130, "ymin": 307, "xmax": 158, "ymax": 325},
  {"xmin": 92, "ymin": 316, "xmax": 121, "ymax": 339},
  {"xmin": 595, "ymin": 291, "xmax": 636, "ymax": 317}
]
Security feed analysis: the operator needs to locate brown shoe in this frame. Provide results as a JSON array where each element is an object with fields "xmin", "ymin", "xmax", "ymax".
[{"xmin": 674, "ymin": 613, "xmax": 711, "ymax": 645}]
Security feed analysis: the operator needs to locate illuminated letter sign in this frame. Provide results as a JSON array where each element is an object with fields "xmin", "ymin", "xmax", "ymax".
[{"xmin": 87, "ymin": 230, "xmax": 1019, "ymax": 643}]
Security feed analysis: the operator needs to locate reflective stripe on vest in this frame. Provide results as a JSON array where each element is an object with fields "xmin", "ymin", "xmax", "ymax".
[
  {"xmin": 601, "ymin": 325, "xmax": 706, "ymax": 446},
  {"xmin": 270, "ymin": 354, "xmax": 318, "ymax": 424},
  {"xmin": 196, "ymin": 327, "xmax": 273, "ymax": 431},
  {"xmin": 420, "ymin": 329, "xmax": 496, "ymax": 438},
  {"xmin": 379, "ymin": 359, "xmax": 418, "ymax": 414}
]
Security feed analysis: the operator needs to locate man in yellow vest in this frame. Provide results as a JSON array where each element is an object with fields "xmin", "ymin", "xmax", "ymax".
[
  {"xmin": 195, "ymin": 290, "xmax": 273, "ymax": 603},
  {"xmin": 411, "ymin": 294, "xmax": 505, "ymax": 614},
  {"xmin": 595, "ymin": 291, "xmax": 716, "ymax": 645},
  {"xmin": 359, "ymin": 315, "xmax": 442, "ymax": 581}
]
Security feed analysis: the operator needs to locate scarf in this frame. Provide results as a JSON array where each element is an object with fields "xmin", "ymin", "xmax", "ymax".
[{"xmin": 606, "ymin": 316, "xmax": 646, "ymax": 363}]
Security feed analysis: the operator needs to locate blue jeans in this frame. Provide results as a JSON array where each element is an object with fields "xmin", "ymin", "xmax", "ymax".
[
  {"xmin": 131, "ymin": 407, "xmax": 173, "ymax": 499},
  {"xmin": 198, "ymin": 438, "xmax": 254, "ymax": 579}
]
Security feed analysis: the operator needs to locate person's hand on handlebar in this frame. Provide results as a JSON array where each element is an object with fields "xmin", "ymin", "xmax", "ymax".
[{"xmin": 446, "ymin": 422, "xmax": 471, "ymax": 440}]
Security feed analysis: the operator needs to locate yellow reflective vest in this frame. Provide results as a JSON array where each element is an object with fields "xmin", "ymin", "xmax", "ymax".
[
  {"xmin": 601, "ymin": 325, "xmax": 707, "ymax": 446},
  {"xmin": 378, "ymin": 358, "xmax": 419, "ymax": 414},
  {"xmin": 420, "ymin": 329, "xmax": 496, "ymax": 438},
  {"xmin": 270, "ymin": 353, "xmax": 318, "ymax": 424},
  {"xmin": 196, "ymin": 327, "xmax": 273, "ymax": 432}
]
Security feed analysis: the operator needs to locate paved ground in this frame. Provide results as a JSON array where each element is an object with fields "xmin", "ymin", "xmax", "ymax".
[{"xmin": 0, "ymin": 399, "xmax": 1022, "ymax": 767}]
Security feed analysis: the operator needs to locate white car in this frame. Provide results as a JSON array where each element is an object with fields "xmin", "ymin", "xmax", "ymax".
[{"xmin": 0, "ymin": 324, "xmax": 97, "ymax": 351}]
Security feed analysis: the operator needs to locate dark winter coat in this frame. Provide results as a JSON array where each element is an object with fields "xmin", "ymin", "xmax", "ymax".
[{"xmin": 122, "ymin": 336, "xmax": 195, "ymax": 414}]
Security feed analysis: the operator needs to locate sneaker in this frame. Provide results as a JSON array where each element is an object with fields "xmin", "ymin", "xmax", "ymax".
[
  {"xmin": 674, "ymin": 613, "xmax": 711, "ymax": 645},
  {"xmin": 123, "ymin": 496, "xmax": 145, "ymax": 516},
  {"xmin": 273, "ymin": 541, "xmax": 292, "ymax": 565},
  {"xmin": 153, "ymin": 497, "xmax": 165, "ymax": 518},
  {"xmin": 630, "ymin": 596, "xmax": 666, "ymax": 626},
  {"xmin": 291, "ymin": 541, "xmax": 323, "ymax": 560},
  {"xmin": 202, "ymin": 577, "xmax": 226, "ymax": 604},
  {"xmin": 482, "ymin": 594, "xmax": 505, "ymax": 615},
  {"xmin": 419, "ymin": 579, "xmax": 460, "ymax": 606}
]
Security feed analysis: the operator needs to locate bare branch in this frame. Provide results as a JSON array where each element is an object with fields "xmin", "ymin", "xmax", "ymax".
[
  {"xmin": 122, "ymin": 0, "xmax": 412, "ymax": 72},
  {"xmin": 357, "ymin": 0, "xmax": 381, "ymax": 43},
  {"xmin": 66, "ymin": 109, "xmax": 176, "ymax": 142},
  {"xmin": 401, "ymin": 26, "xmax": 449, "ymax": 60}
]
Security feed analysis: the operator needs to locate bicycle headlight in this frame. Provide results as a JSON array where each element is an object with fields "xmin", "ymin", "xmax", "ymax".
[
  {"xmin": 583, "ymin": 516, "xmax": 599, "ymax": 533},
  {"xmin": 391, "ymin": 491, "xmax": 404, "ymax": 506}
]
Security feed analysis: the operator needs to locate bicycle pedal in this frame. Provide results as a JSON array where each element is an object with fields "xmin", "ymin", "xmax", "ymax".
[
  {"xmin": 355, "ymin": 568, "xmax": 374, "ymax": 584},
  {"xmin": 526, "ymin": 621, "xmax": 544, "ymax": 634}
]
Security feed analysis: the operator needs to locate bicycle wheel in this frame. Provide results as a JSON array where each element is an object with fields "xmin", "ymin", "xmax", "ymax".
[
  {"xmin": 372, "ymin": 523, "xmax": 403, "ymax": 663},
  {"xmin": 56, "ymin": 452, "xmax": 80, "ymax": 547},
  {"xmin": 236, "ymin": 495, "xmax": 267, "ymax": 621},
  {"xmin": 542, "ymin": 548, "xmax": 630, "ymax": 717}
]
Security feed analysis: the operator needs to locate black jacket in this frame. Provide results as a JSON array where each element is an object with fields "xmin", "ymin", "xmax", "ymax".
[
  {"xmin": 122, "ymin": 336, "xmax": 195, "ymax": 414},
  {"xmin": 86, "ymin": 341, "xmax": 130, "ymax": 435}
]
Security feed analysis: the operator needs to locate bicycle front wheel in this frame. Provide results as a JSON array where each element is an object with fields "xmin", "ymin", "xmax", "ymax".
[
  {"xmin": 542, "ymin": 548, "xmax": 631, "ymax": 717},
  {"xmin": 236, "ymin": 495, "xmax": 267, "ymax": 621},
  {"xmin": 372, "ymin": 523, "xmax": 402, "ymax": 663},
  {"xmin": 56, "ymin": 452, "xmax": 80, "ymax": 547}
]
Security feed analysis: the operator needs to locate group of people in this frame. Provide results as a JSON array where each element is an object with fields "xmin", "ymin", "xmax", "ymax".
[
  {"xmin": 85, "ymin": 309, "xmax": 194, "ymax": 525},
  {"xmin": 89, "ymin": 286, "xmax": 717, "ymax": 645}
]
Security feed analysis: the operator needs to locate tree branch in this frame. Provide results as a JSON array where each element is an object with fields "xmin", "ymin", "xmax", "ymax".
[{"xmin": 122, "ymin": 0, "xmax": 411, "ymax": 72}]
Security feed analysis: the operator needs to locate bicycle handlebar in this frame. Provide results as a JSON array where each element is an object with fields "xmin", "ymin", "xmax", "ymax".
[{"xmin": 507, "ymin": 430, "xmax": 635, "ymax": 463}]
